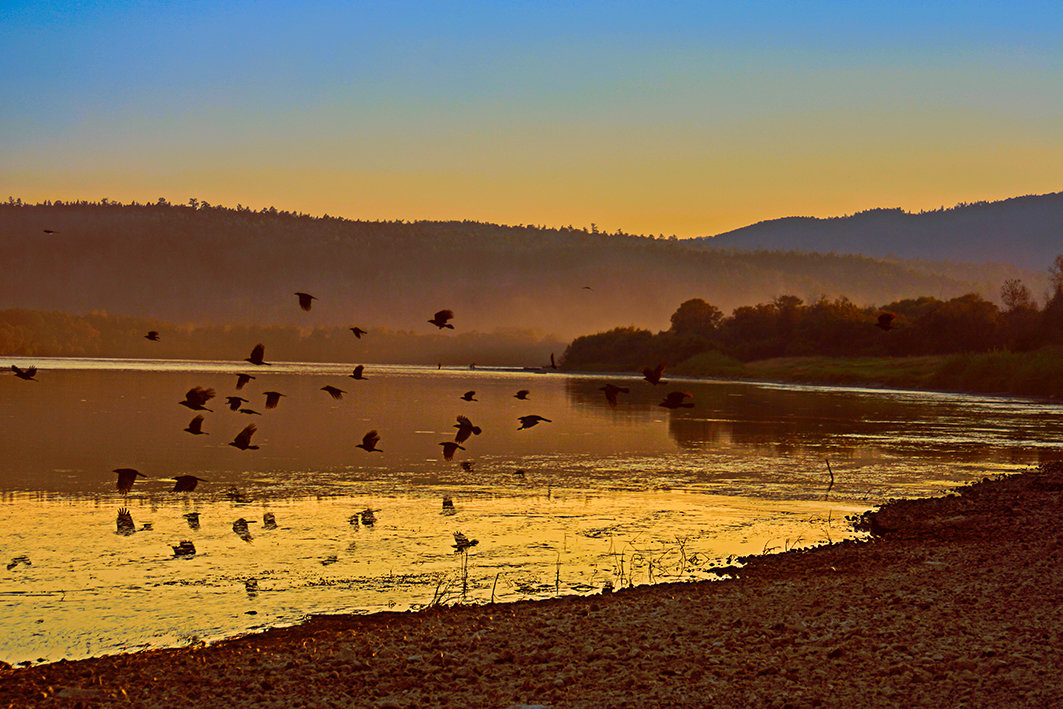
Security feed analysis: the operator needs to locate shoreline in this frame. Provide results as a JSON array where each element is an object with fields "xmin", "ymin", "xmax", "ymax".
[
  {"xmin": 4, "ymin": 463, "xmax": 1062, "ymax": 707},
  {"xmin": 5, "ymin": 352, "xmax": 1057, "ymax": 403}
]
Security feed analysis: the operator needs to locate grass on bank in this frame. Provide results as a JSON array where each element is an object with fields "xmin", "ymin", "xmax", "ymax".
[{"xmin": 671, "ymin": 346, "xmax": 1063, "ymax": 399}]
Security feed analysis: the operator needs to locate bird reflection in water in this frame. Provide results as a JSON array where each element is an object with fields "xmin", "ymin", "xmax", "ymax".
[
  {"xmin": 442, "ymin": 496, "xmax": 456, "ymax": 516},
  {"xmin": 599, "ymin": 383, "xmax": 629, "ymax": 407},
  {"xmin": 6, "ymin": 555, "xmax": 31, "ymax": 571},
  {"xmin": 232, "ymin": 518, "xmax": 256, "ymax": 542},
  {"xmin": 360, "ymin": 508, "xmax": 377, "ymax": 526},
  {"xmin": 184, "ymin": 512, "xmax": 201, "ymax": 530},
  {"xmin": 262, "ymin": 512, "xmax": 277, "ymax": 530},
  {"xmin": 244, "ymin": 579, "xmax": 259, "ymax": 599},
  {"xmin": 172, "ymin": 541, "xmax": 196, "ymax": 558},
  {"xmin": 116, "ymin": 508, "xmax": 135, "ymax": 535},
  {"xmin": 226, "ymin": 487, "xmax": 252, "ymax": 503}
]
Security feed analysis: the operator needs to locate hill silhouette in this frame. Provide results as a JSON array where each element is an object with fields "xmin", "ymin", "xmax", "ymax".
[
  {"xmin": 697, "ymin": 192, "xmax": 1063, "ymax": 271},
  {"xmin": 0, "ymin": 199, "xmax": 1043, "ymax": 339}
]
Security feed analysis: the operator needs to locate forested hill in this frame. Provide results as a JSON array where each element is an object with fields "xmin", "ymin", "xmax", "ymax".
[
  {"xmin": 0, "ymin": 200, "xmax": 1040, "ymax": 338},
  {"xmin": 696, "ymin": 192, "xmax": 1063, "ymax": 270}
]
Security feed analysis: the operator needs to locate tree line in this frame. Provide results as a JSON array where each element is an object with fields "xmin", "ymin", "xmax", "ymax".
[
  {"xmin": 561, "ymin": 257, "xmax": 1063, "ymax": 370},
  {"xmin": 0, "ymin": 309, "xmax": 565, "ymax": 366}
]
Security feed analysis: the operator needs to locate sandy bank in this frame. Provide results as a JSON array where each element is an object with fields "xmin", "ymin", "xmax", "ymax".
[{"xmin": 3, "ymin": 462, "xmax": 1063, "ymax": 707}]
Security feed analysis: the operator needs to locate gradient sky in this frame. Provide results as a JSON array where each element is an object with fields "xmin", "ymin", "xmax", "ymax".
[{"xmin": 3, "ymin": 1, "xmax": 1061, "ymax": 236}]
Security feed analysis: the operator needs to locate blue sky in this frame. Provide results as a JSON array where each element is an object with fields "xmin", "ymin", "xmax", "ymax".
[{"xmin": 3, "ymin": 1, "xmax": 1061, "ymax": 234}]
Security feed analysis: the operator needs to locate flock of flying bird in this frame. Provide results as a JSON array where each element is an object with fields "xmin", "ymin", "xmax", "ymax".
[{"xmin": 8, "ymin": 291, "xmax": 700, "ymax": 563}]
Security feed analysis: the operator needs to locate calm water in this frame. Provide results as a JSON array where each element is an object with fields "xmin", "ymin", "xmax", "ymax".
[{"xmin": 2, "ymin": 356, "xmax": 1061, "ymax": 664}]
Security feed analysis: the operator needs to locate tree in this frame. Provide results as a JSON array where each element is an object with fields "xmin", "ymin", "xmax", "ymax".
[
  {"xmin": 1000, "ymin": 279, "xmax": 1034, "ymax": 312},
  {"xmin": 669, "ymin": 298, "xmax": 723, "ymax": 338},
  {"xmin": 1050, "ymin": 254, "xmax": 1063, "ymax": 297}
]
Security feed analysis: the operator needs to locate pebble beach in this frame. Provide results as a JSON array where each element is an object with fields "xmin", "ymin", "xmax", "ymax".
[{"xmin": 3, "ymin": 461, "xmax": 1063, "ymax": 708}]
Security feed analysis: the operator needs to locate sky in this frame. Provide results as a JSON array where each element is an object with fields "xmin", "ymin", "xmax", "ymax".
[{"xmin": 2, "ymin": 1, "xmax": 1061, "ymax": 236}]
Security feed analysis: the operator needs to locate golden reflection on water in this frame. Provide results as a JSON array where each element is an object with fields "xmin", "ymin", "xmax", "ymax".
[{"xmin": 1, "ymin": 358, "xmax": 1061, "ymax": 664}]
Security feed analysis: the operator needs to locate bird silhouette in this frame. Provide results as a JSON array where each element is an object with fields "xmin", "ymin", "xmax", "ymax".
[
  {"xmin": 245, "ymin": 343, "xmax": 269, "ymax": 366},
  {"xmin": 350, "ymin": 327, "xmax": 367, "ymax": 338},
  {"xmin": 349, "ymin": 365, "xmax": 368, "ymax": 380},
  {"xmin": 517, "ymin": 415, "xmax": 551, "ymax": 430},
  {"xmin": 599, "ymin": 383, "xmax": 629, "ymax": 407},
  {"xmin": 321, "ymin": 385, "xmax": 345, "ymax": 400},
  {"xmin": 10, "ymin": 365, "xmax": 37, "ymax": 381},
  {"xmin": 360, "ymin": 508, "xmax": 377, "ymax": 526},
  {"xmin": 6, "ymin": 555, "xmax": 31, "ymax": 570},
  {"xmin": 184, "ymin": 415, "xmax": 208, "ymax": 435},
  {"xmin": 239, "ymin": 408, "xmax": 261, "ymax": 416},
  {"xmin": 184, "ymin": 512, "xmax": 201, "ymax": 530},
  {"xmin": 225, "ymin": 396, "xmax": 248, "ymax": 411},
  {"xmin": 263, "ymin": 391, "xmax": 285, "ymax": 409},
  {"xmin": 235, "ymin": 373, "xmax": 256, "ymax": 389},
  {"xmin": 356, "ymin": 430, "xmax": 382, "ymax": 452},
  {"xmin": 460, "ymin": 390, "xmax": 477, "ymax": 402},
  {"xmin": 179, "ymin": 386, "xmax": 215, "ymax": 411},
  {"xmin": 172, "ymin": 475, "xmax": 207, "ymax": 492},
  {"xmin": 876, "ymin": 312, "xmax": 896, "ymax": 331},
  {"xmin": 42, "ymin": 229, "xmax": 57, "ymax": 234},
  {"xmin": 642, "ymin": 364, "xmax": 666, "ymax": 385},
  {"xmin": 172, "ymin": 540, "xmax": 196, "ymax": 557},
  {"xmin": 295, "ymin": 292, "xmax": 317, "ymax": 311},
  {"xmin": 453, "ymin": 532, "xmax": 479, "ymax": 552},
  {"xmin": 428, "ymin": 309, "xmax": 455, "ymax": 329},
  {"xmin": 145, "ymin": 330, "xmax": 160, "ymax": 342},
  {"xmin": 453, "ymin": 415, "xmax": 482, "ymax": 443},
  {"xmin": 460, "ymin": 461, "xmax": 473, "ymax": 472},
  {"xmin": 659, "ymin": 391, "xmax": 694, "ymax": 409},
  {"xmin": 439, "ymin": 441, "xmax": 466, "ymax": 461},
  {"xmin": 263, "ymin": 512, "xmax": 277, "ymax": 530},
  {"xmin": 229, "ymin": 423, "xmax": 260, "ymax": 450},
  {"xmin": 116, "ymin": 507, "xmax": 136, "ymax": 535},
  {"xmin": 232, "ymin": 518, "xmax": 256, "ymax": 542},
  {"xmin": 226, "ymin": 487, "xmax": 252, "ymax": 503},
  {"xmin": 114, "ymin": 468, "xmax": 145, "ymax": 494},
  {"xmin": 514, "ymin": 389, "xmax": 530, "ymax": 400}
]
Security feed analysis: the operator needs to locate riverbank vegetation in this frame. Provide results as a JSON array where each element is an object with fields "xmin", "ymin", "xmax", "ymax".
[{"xmin": 563, "ymin": 256, "xmax": 1063, "ymax": 398}]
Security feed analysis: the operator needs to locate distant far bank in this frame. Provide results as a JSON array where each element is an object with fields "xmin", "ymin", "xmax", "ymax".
[
  {"xmin": 665, "ymin": 348, "xmax": 1063, "ymax": 401},
  {"xmin": 0, "ymin": 308, "xmax": 565, "ymax": 369}
]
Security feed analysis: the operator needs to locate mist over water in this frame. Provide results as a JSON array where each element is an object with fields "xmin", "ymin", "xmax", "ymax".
[{"xmin": 2, "ymin": 357, "xmax": 1061, "ymax": 664}]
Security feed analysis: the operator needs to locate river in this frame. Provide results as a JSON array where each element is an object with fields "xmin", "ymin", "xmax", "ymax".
[{"xmin": 1, "ymin": 357, "xmax": 1060, "ymax": 664}]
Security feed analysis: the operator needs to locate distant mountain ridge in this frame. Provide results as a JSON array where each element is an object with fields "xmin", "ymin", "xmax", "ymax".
[
  {"xmin": 0, "ymin": 200, "xmax": 1044, "ymax": 338},
  {"xmin": 697, "ymin": 192, "xmax": 1063, "ymax": 271}
]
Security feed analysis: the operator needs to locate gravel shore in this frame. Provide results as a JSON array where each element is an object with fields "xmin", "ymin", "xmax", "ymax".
[{"xmin": 4, "ymin": 462, "xmax": 1063, "ymax": 708}]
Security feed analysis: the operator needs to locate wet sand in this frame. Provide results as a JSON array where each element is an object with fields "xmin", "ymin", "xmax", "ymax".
[{"xmin": 3, "ymin": 462, "xmax": 1063, "ymax": 708}]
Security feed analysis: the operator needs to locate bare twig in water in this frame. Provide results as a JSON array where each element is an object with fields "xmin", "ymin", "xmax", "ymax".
[
  {"xmin": 459, "ymin": 550, "xmax": 470, "ymax": 600},
  {"xmin": 491, "ymin": 572, "xmax": 501, "ymax": 604},
  {"xmin": 675, "ymin": 536, "xmax": 690, "ymax": 577},
  {"xmin": 825, "ymin": 457, "xmax": 835, "ymax": 500},
  {"xmin": 555, "ymin": 551, "xmax": 561, "ymax": 595},
  {"xmin": 428, "ymin": 575, "xmax": 460, "ymax": 607}
]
